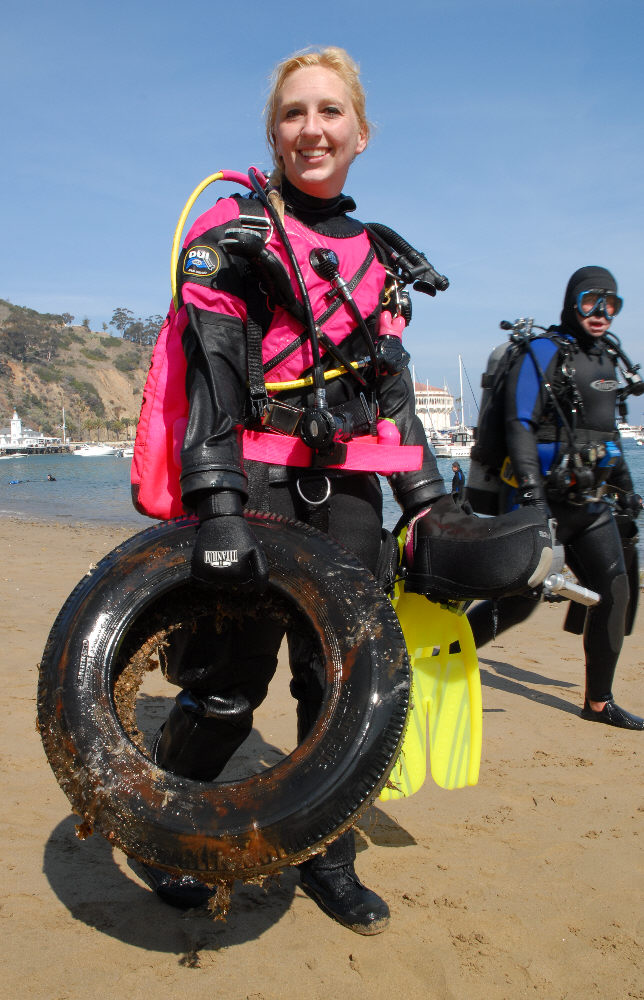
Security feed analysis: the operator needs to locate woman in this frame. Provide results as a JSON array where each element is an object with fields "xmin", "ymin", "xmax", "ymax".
[
  {"xmin": 468, "ymin": 266, "xmax": 643, "ymax": 730},
  {"xmin": 141, "ymin": 46, "xmax": 523, "ymax": 931}
]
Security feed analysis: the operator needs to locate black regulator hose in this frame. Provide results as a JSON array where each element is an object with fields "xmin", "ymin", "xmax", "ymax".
[
  {"xmin": 365, "ymin": 223, "xmax": 449, "ymax": 295},
  {"xmin": 248, "ymin": 168, "xmax": 327, "ymax": 407},
  {"xmin": 604, "ymin": 332, "xmax": 644, "ymax": 399}
]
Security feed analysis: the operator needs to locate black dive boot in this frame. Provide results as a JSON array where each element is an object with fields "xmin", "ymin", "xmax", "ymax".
[
  {"xmin": 299, "ymin": 831, "xmax": 390, "ymax": 935},
  {"xmin": 136, "ymin": 689, "xmax": 254, "ymax": 910},
  {"xmin": 403, "ymin": 495, "xmax": 553, "ymax": 602},
  {"xmin": 289, "ymin": 638, "xmax": 389, "ymax": 933},
  {"xmin": 580, "ymin": 699, "xmax": 644, "ymax": 730},
  {"xmin": 134, "ymin": 861, "xmax": 217, "ymax": 911}
]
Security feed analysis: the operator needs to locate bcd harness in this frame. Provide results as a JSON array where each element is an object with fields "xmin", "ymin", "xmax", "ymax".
[{"xmin": 131, "ymin": 168, "xmax": 449, "ymax": 520}]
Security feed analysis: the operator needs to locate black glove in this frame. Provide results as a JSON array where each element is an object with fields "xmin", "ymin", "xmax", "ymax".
[
  {"xmin": 516, "ymin": 477, "xmax": 551, "ymax": 518},
  {"xmin": 191, "ymin": 491, "xmax": 269, "ymax": 591},
  {"xmin": 375, "ymin": 335, "xmax": 410, "ymax": 375},
  {"xmin": 616, "ymin": 491, "xmax": 643, "ymax": 518}
]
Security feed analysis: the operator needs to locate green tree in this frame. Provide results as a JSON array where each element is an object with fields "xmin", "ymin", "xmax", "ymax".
[
  {"xmin": 84, "ymin": 415, "xmax": 101, "ymax": 442},
  {"xmin": 110, "ymin": 307, "xmax": 135, "ymax": 336},
  {"xmin": 141, "ymin": 314, "xmax": 164, "ymax": 345},
  {"xmin": 107, "ymin": 418, "xmax": 125, "ymax": 439},
  {"xmin": 0, "ymin": 314, "xmax": 62, "ymax": 363},
  {"xmin": 123, "ymin": 320, "xmax": 145, "ymax": 344}
]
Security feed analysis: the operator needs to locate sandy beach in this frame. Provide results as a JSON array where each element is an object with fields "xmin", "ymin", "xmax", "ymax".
[{"xmin": 2, "ymin": 516, "xmax": 642, "ymax": 1000}]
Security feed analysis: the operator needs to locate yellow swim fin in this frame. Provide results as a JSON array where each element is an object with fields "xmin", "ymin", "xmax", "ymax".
[{"xmin": 380, "ymin": 585, "xmax": 482, "ymax": 800}]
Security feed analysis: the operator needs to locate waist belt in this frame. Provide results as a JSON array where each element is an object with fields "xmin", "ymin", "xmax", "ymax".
[
  {"xmin": 242, "ymin": 429, "xmax": 423, "ymax": 474},
  {"xmin": 537, "ymin": 425, "xmax": 619, "ymax": 444}
]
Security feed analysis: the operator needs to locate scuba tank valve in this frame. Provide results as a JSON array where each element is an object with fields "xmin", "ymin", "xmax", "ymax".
[
  {"xmin": 543, "ymin": 574, "xmax": 600, "ymax": 607},
  {"xmin": 544, "ymin": 532, "xmax": 600, "ymax": 606}
]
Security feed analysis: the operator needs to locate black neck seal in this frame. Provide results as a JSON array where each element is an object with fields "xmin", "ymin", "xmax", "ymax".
[{"xmin": 280, "ymin": 176, "xmax": 356, "ymax": 224}]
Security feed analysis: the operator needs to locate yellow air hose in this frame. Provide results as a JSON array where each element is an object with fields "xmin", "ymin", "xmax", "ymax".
[{"xmin": 171, "ymin": 171, "xmax": 225, "ymax": 310}]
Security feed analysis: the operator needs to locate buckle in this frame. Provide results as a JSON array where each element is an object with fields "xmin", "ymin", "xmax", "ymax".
[
  {"xmin": 250, "ymin": 392, "xmax": 269, "ymax": 422},
  {"xmin": 260, "ymin": 400, "xmax": 304, "ymax": 436},
  {"xmin": 237, "ymin": 213, "xmax": 273, "ymax": 242}
]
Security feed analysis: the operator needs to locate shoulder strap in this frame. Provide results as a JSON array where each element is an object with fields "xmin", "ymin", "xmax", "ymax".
[
  {"xmin": 523, "ymin": 333, "xmax": 577, "ymax": 449},
  {"xmin": 223, "ymin": 195, "xmax": 287, "ymax": 421},
  {"xmin": 243, "ymin": 269, "xmax": 270, "ymax": 422},
  {"xmin": 230, "ymin": 192, "xmax": 271, "ymax": 229}
]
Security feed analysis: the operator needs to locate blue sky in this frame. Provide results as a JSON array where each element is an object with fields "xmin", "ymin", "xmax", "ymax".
[{"xmin": 2, "ymin": 0, "xmax": 643, "ymax": 422}]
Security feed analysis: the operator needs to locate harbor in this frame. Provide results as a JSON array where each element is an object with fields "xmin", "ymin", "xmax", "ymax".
[
  {"xmin": 0, "ymin": 410, "xmax": 135, "ymax": 458},
  {"xmin": 2, "ymin": 443, "xmax": 643, "ymax": 557}
]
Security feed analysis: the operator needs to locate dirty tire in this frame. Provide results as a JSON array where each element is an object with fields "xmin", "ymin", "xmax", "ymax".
[{"xmin": 37, "ymin": 513, "xmax": 410, "ymax": 880}]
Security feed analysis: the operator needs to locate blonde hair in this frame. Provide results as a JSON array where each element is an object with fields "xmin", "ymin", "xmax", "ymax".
[{"xmin": 264, "ymin": 46, "xmax": 371, "ymax": 172}]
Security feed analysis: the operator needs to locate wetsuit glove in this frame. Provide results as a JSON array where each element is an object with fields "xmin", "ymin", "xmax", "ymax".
[
  {"xmin": 516, "ymin": 477, "xmax": 551, "ymax": 518},
  {"xmin": 191, "ymin": 492, "xmax": 269, "ymax": 591}
]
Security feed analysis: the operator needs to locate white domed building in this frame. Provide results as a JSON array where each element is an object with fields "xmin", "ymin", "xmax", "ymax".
[
  {"xmin": 413, "ymin": 380, "xmax": 454, "ymax": 443},
  {"xmin": 0, "ymin": 410, "xmax": 64, "ymax": 454}
]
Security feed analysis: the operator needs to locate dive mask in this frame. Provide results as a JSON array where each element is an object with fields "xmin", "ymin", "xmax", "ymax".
[{"xmin": 576, "ymin": 289, "xmax": 623, "ymax": 320}]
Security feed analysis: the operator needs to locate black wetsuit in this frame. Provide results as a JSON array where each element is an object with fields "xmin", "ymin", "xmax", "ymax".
[{"xmin": 468, "ymin": 325, "xmax": 635, "ymax": 703}]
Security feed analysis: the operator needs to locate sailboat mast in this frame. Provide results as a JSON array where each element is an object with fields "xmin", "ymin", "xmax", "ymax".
[{"xmin": 458, "ymin": 355, "xmax": 465, "ymax": 428}]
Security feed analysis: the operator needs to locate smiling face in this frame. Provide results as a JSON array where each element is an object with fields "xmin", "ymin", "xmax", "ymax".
[{"xmin": 272, "ymin": 65, "xmax": 367, "ymax": 199}]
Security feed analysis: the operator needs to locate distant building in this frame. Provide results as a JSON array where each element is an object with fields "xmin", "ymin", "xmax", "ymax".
[
  {"xmin": 0, "ymin": 410, "xmax": 62, "ymax": 452},
  {"xmin": 413, "ymin": 381, "xmax": 454, "ymax": 437}
]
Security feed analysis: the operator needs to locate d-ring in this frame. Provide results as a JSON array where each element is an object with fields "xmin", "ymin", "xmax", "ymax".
[{"xmin": 296, "ymin": 475, "xmax": 332, "ymax": 507}]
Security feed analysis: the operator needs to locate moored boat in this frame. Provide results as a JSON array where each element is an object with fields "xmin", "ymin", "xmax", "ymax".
[
  {"xmin": 617, "ymin": 422, "xmax": 643, "ymax": 440},
  {"xmin": 433, "ymin": 355, "xmax": 474, "ymax": 457},
  {"xmin": 73, "ymin": 443, "xmax": 118, "ymax": 457},
  {"xmin": 434, "ymin": 427, "xmax": 474, "ymax": 458}
]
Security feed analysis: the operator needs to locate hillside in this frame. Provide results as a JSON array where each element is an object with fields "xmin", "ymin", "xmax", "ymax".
[{"xmin": 0, "ymin": 300, "xmax": 156, "ymax": 441}]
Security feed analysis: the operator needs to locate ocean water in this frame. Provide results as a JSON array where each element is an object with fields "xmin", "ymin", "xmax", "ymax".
[
  {"xmin": 1, "ymin": 445, "xmax": 643, "ymax": 554},
  {"xmin": 0, "ymin": 452, "xmax": 147, "ymax": 529}
]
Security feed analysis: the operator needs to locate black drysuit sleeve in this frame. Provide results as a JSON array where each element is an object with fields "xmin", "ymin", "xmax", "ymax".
[
  {"xmin": 180, "ymin": 304, "xmax": 249, "ymax": 505},
  {"xmin": 178, "ymin": 235, "xmax": 251, "ymax": 508}
]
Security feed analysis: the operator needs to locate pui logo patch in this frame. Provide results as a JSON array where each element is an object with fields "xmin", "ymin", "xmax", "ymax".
[{"xmin": 183, "ymin": 246, "xmax": 220, "ymax": 277}]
